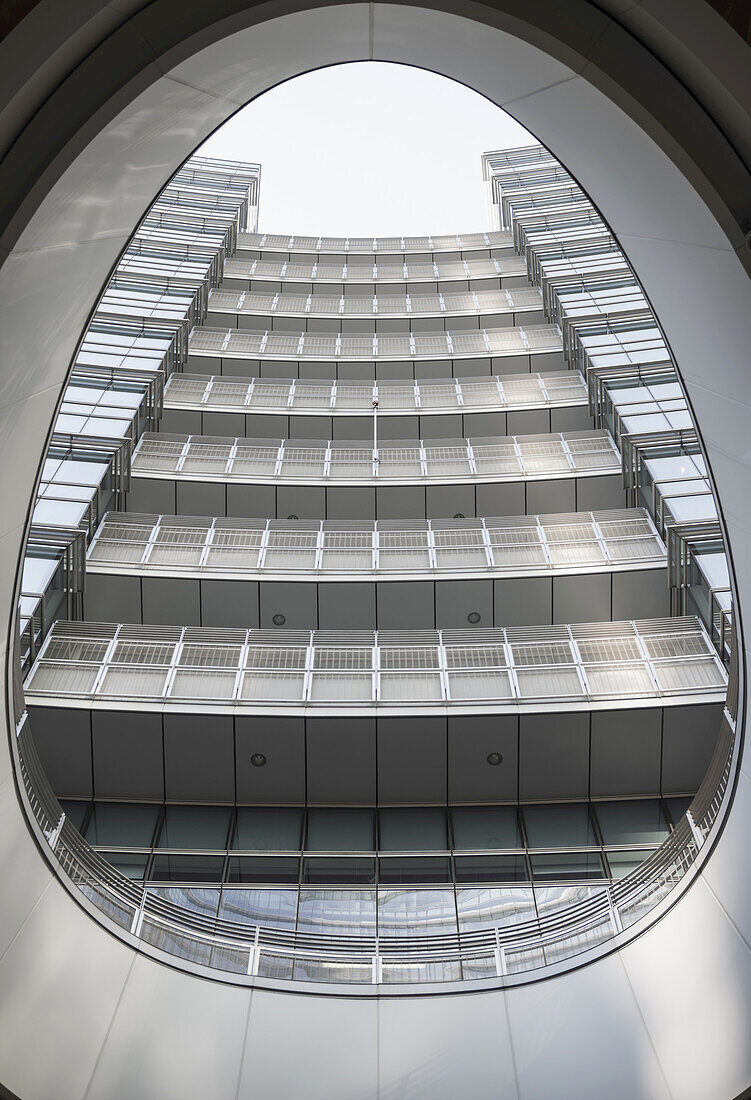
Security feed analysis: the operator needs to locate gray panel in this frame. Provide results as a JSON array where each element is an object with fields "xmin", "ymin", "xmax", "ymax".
[
  {"xmin": 28, "ymin": 706, "xmax": 92, "ymax": 798},
  {"xmin": 377, "ymin": 582, "xmax": 435, "ymax": 629},
  {"xmin": 377, "ymin": 716, "xmax": 447, "ymax": 803},
  {"xmin": 492, "ymin": 353, "xmax": 530, "ymax": 373},
  {"xmin": 84, "ymin": 572, "xmax": 142, "ymax": 624},
  {"xmin": 163, "ymin": 713, "xmax": 234, "ymax": 802},
  {"xmin": 527, "ymin": 477, "xmax": 575, "ymax": 514},
  {"xmin": 289, "ymin": 414, "xmax": 331, "ymax": 440},
  {"xmin": 259, "ymin": 581, "xmax": 317, "ymax": 629},
  {"xmin": 553, "ymin": 571, "xmax": 611, "ymax": 624},
  {"xmin": 333, "ymin": 415, "xmax": 373, "ymax": 440},
  {"xmin": 277, "ymin": 484, "xmax": 325, "ymax": 520},
  {"xmin": 377, "ymin": 415, "xmax": 419, "ymax": 440},
  {"xmin": 590, "ymin": 708, "xmax": 662, "ymax": 798},
  {"xmin": 435, "ymin": 578, "xmax": 493, "ymax": 628},
  {"xmin": 338, "ymin": 361, "xmax": 375, "ymax": 380},
  {"xmin": 476, "ymin": 481, "xmax": 525, "ymax": 515},
  {"xmin": 494, "ymin": 576, "xmax": 552, "ymax": 627},
  {"xmin": 448, "ymin": 714, "xmax": 519, "ymax": 802},
  {"xmin": 127, "ymin": 477, "xmax": 175, "ymax": 515},
  {"xmin": 92, "ymin": 710, "xmax": 164, "ymax": 800},
  {"xmin": 662, "ymin": 703, "xmax": 723, "ymax": 795},
  {"xmin": 550, "ymin": 405, "xmax": 592, "ymax": 432},
  {"xmin": 185, "ymin": 353, "xmax": 214, "ymax": 372},
  {"xmin": 159, "ymin": 407, "xmax": 201, "ymax": 435},
  {"xmin": 453, "ymin": 357, "xmax": 491, "ymax": 378},
  {"xmin": 176, "ymin": 479, "xmax": 225, "ymax": 518},
  {"xmin": 327, "ymin": 486, "xmax": 375, "ymax": 521},
  {"xmin": 318, "ymin": 582, "xmax": 376, "ymax": 630},
  {"xmin": 462, "ymin": 411, "xmax": 507, "ymax": 436},
  {"xmin": 414, "ymin": 361, "xmax": 453, "ymax": 379},
  {"xmin": 201, "ymin": 579, "xmax": 259, "ymax": 628},
  {"xmin": 235, "ymin": 715, "xmax": 305, "ymax": 803},
  {"xmin": 612, "ymin": 567, "xmax": 669, "ymax": 620},
  {"xmin": 519, "ymin": 712, "xmax": 590, "ymax": 800},
  {"xmin": 306, "ymin": 718, "xmax": 376, "ymax": 803},
  {"xmin": 373, "ymin": 361, "xmax": 413, "ymax": 380},
  {"xmin": 426, "ymin": 483, "xmax": 475, "ymax": 519},
  {"xmin": 226, "ymin": 483, "xmax": 275, "ymax": 518},
  {"xmin": 245, "ymin": 412, "xmax": 288, "ymax": 437},
  {"xmin": 376, "ymin": 485, "xmax": 425, "ymax": 520},
  {"xmin": 532, "ymin": 350, "xmax": 565, "ymax": 370},
  {"xmin": 507, "ymin": 408, "xmax": 551, "ymax": 435},
  {"xmin": 576, "ymin": 473, "xmax": 625, "ymax": 511},
  {"xmin": 142, "ymin": 576, "xmax": 200, "ymax": 627},
  {"xmin": 202, "ymin": 410, "xmax": 245, "ymax": 437},
  {"xmin": 419, "ymin": 414, "xmax": 463, "ymax": 438}
]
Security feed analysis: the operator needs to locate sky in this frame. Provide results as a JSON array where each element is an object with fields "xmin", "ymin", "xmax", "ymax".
[{"xmin": 199, "ymin": 62, "xmax": 535, "ymax": 237}]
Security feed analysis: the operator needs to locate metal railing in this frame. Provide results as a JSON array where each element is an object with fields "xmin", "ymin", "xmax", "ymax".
[{"xmin": 15, "ymin": 703, "xmax": 736, "ymax": 988}]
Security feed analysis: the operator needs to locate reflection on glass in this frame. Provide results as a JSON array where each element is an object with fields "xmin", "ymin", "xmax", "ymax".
[
  {"xmin": 454, "ymin": 854, "xmax": 528, "ymax": 884},
  {"xmin": 226, "ymin": 856, "xmax": 299, "ymax": 884},
  {"xmin": 105, "ymin": 851, "xmax": 149, "ymax": 879},
  {"xmin": 297, "ymin": 889, "xmax": 376, "ymax": 936},
  {"xmin": 529, "ymin": 851, "xmax": 605, "ymax": 882},
  {"xmin": 150, "ymin": 854, "xmax": 225, "ymax": 882},
  {"xmin": 301, "ymin": 857, "xmax": 376, "ymax": 885},
  {"xmin": 605, "ymin": 849, "xmax": 658, "ymax": 880},
  {"xmin": 456, "ymin": 887, "xmax": 535, "ymax": 931},
  {"xmin": 378, "ymin": 857, "xmax": 452, "ymax": 885},
  {"xmin": 148, "ymin": 885, "xmax": 220, "ymax": 919},
  {"xmin": 219, "ymin": 888, "xmax": 297, "ymax": 929},
  {"xmin": 158, "ymin": 805, "xmax": 230, "ymax": 850},
  {"xmin": 534, "ymin": 883, "xmax": 605, "ymax": 914},
  {"xmin": 378, "ymin": 888, "xmax": 457, "ymax": 938}
]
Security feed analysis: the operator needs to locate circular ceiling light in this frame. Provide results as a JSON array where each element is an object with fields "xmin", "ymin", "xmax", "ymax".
[
  {"xmin": 250, "ymin": 753, "xmax": 267, "ymax": 768},
  {"xmin": 486, "ymin": 752, "xmax": 503, "ymax": 766},
  {"xmin": 467, "ymin": 611, "xmax": 481, "ymax": 624},
  {"xmin": 272, "ymin": 613, "xmax": 286, "ymax": 626}
]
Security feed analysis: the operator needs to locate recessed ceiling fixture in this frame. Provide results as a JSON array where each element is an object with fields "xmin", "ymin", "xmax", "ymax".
[
  {"xmin": 453, "ymin": 513, "xmax": 465, "ymax": 519},
  {"xmin": 272, "ymin": 613, "xmax": 286, "ymax": 626},
  {"xmin": 467, "ymin": 611, "xmax": 481, "ymax": 624},
  {"xmin": 487, "ymin": 752, "xmax": 503, "ymax": 766},
  {"xmin": 287, "ymin": 514, "xmax": 299, "ymax": 520},
  {"xmin": 250, "ymin": 753, "xmax": 267, "ymax": 768}
]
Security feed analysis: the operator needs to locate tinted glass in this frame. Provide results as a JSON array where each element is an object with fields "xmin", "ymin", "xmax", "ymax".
[
  {"xmin": 523, "ymin": 803, "xmax": 595, "ymax": 848},
  {"xmin": 665, "ymin": 796, "xmax": 693, "ymax": 825},
  {"xmin": 301, "ymin": 857, "xmax": 376, "ymax": 885},
  {"xmin": 379, "ymin": 807, "xmax": 447, "ymax": 851},
  {"xmin": 305, "ymin": 808, "xmax": 375, "ymax": 852},
  {"xmin": 297, "ymin": 889, "xmax": 376, "ymax": 936},
  {"xmin": 529, "ymin": 851, "xmax": 605, "ymax": 881},
  {"xmin": 451, "ymin": 806, "xmax": 520, "ymax": 850},
  {"xmin": 456, "ymin": 886, "xmax": 535, "ymax": 931},
  {"xmin": 86, "ymin": 802, "xmax": 159, "ymax": 848},
  {"xmin": 454, "ymin": 854, "xmax": 528, "ymax": 884},
  {"xmin": 106, "ymin": 851, "xmax": 149, "ymax": 879},
  {"xmin": 378, "ymin": 889, "xmax": 457, "ymax": 937},
  {"xmin": 233, "ymin": 807, "xmax": 303, "ymax": 851},
  {"xmin": 378, "ymin": 856, "xmax": 452, "ymax": 884},
  {"xmin": 219, "ymin": 888, "xmax": 297, "ymax": 928},
  {"xmin": 606, "ymin": 848, "xmax": 658, "ymax": 880},
  {"xmin": 595, "ymin": 800, "xmax": 668, "ymax": 846},
  {"xmin": 149, "ymin": 854, "xmax": 225, "ymax": 882},
  {"xmin": 148, "ymin": 886, "xmax": 220, "ymax": 919},
  {"xmin": 60, "ymin": 799, "xmax": 89, "ymax": 832},
  {"xmin": 226, "ymin": 856, "xmax": 299, "ymax": 884},
  {"xmin": 158, "ymin": 805, "xmax": 231, "ymax": 850}
]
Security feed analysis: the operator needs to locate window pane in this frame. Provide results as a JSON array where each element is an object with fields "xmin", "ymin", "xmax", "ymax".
[
  {"xmin": 456, "ymin": 886, "xmax": 535, "ymax": 931},
  {"xmin": 301, "ymin": 857, "xmax": 376, "ymax": 885},
  {"xmin": 60, "ymin": 799, "xmax": 89, "ymax": 832},
  {"xmin": 86, "ymin": 802, "xmax": 160, "ymax": 848},
  {"xmin": 451, "ymin": 806, "xmax": 520, "ymax": 850},
  {"xmin": 305, "ymin": 808, "xmax": 375, "ymax": 852},
  {"xmin": 595, "ymin": 800, "xmax": 668, "ymax": 846},
  {"xmin": 454, "ymin": 854, "xmax": 528, "ymax": 883},
  {"xmin": 149, "ymin": 854, "xmax": 225, "ymax": 882},
  {"xmin": 529, "ymin": 851, "xmax": 605, "ymax": 882},
  {"xmin": 148, "ymin": 886, "xmax": 220, "ymax": 919},
  {"xmin": 378, "ymin": 888, "xmax": 457, "ymax": 937},
  {"xmin": 606, "ymin": 848, "xmax": 657, "ymax": 880},
  {"xmin": 523, "ymin": 803, "xmax": 596, "ymax": 848},
  {"xmin": 378, "ymin": 856, "xmax": 452, "ymax": 885},
  {"xmin": 665, "ymin": 796, "xmax": 693, "ymax": 825},
  {"xmin": 378, "ymin": 807, "xmax": 447, "ymax": 851},
  {"xmin": 158, "ymin": 805, "xmax": 231, "ymax": 850},
  {"xmin": 219, "ymin": 888, "xmax": 297, "ymax": 929},
  {"xmin": 535, "ymin": 882, "xmax": 605, "ymax": 914},
  {"xmin": 297, "ymin": 889, "xmax": 376, "ymax": 936},
  {"xmin": 226, "ymin": 856, "xmax": 299, "ymax": 884},
  {"xmin": 233, "ymin": 807, "xmax": 303, "ymax": 851},
  {"xmin": 105, "ymin": 851, "xmax": 149, "ymax": 879}
]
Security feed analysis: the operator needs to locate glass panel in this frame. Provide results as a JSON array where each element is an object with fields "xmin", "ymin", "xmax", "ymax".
[
  {"xmin": 105, "ymin": 851, "xmax": 149, "ymax": 879},
  {"xmin": 158, "ymin": 805, "xmax": 231, "ymax": 850},
  {"xmin": 378, "ymin": 807, "xmax": 447, "ymax": 851},
  {"xmin": 226, "ymin": 856, "xmax": 299, "ymax": 884},
  {"xmin": 665, "ymin": 796, "xmax": 693, "ymax": 824},
  {"xmin": 451, "ymin": 806, "xmax": 520, "ymax": 850},
  {"xmin": 301, "ymin": 857, "xmax": 376, "ymax": 885},
  {"xmin": 148, "ymin": 886, "xmax": 220, "ymax": 920},
  {"xmin": 305, "ymin": 808, "xmax": 375, "ymax": 852},
  {"xmin": 378, "ymin": 888, "xmax": 457, "ymax": 937},
  {"xmin": 233, "ymin": 807, "xmax": 303, "ymax": 851},
  {"xmin": 59, "ymin": 799, "xmax": 90, "ymax": 832},
  {"xmin": 529, "ymin": 852, "xmax": 605, "ymax": 882},
  {"xmin": 595, "ymin": 800, "xmax": 668, "ymax": 846},
  {"xmin": 219, "ymin": 888, "xmax": 297, "ymax": 929},
  {"xmin": 523, "ymin": 803, "xmax": 596, "ymax": 848},
  {"xmin": 454, "ymin": 855, "xmax": 529, "ymax": 883},
  {"xmin": 297, "ymin": 889, "xmax": 376, "ymax": 936},
  {"xmin": 85, "ymin": 802, "xmax": 160, "ymax": 848},
  {"xmin": 605, "ymin": 849, "xmax": 657, "ymax": 880},
  {"xmin": 378, "ymin": 857, "xmax": 452, "ymax": 885},
  {"xmin": 149, "ymin": 854, "xmax": 225, "ymax": 882},
  {"xmin": 456, "ymin": 886, "xmax": 536, "ymax": 931}
]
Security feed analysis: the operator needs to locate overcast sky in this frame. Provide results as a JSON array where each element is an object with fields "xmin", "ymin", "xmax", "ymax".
[{"xmin": 199, "ymin": 62, "xmax": 535, "ymax": 236}]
